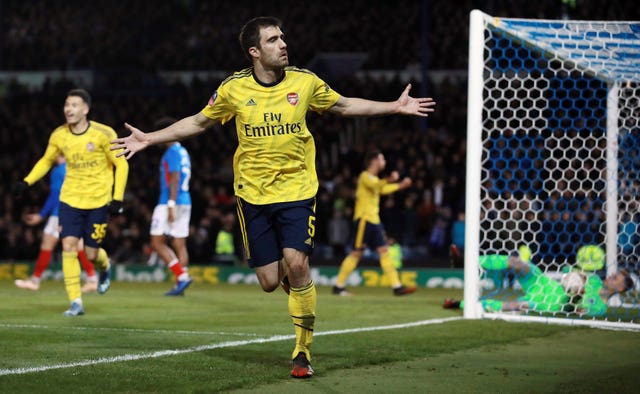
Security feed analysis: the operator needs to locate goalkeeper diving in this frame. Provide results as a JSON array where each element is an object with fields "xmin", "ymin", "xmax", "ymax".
[{"xmin": 443, "ymin": 245, "xmax": 635, "ymax": 316}]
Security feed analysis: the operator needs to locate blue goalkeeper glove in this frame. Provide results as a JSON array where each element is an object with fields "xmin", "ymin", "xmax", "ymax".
[{"xmin": 108, "ymin": 200, "xmax": 124, "ymax": 215}]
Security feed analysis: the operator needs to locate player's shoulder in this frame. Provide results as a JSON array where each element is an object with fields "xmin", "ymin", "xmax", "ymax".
[
  {"xmin": 285, "ymin": 66, "xmax": 319, "ymax": 78},
  {"xmin": 177, "ymin": 143, "xmax": 190, "ymax": 156},
  {"xmin": 50, "ymin": 124, "xmax": 68, "ymax": 137},
  {"xmin": 89, "ymin": 120, "xmax": 117, "ymax": 138},
  {"xmin": 220, "ymin": 67, "xmax": 254, "ymax": 87},
  {"xmin": 286, "ymin": 67, "xmax": 333, "ymax": 92}
]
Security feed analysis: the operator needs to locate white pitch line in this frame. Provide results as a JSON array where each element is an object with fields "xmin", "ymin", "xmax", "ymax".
[
  {"xmin": 0, "ymin": 323, "xmax": 261, "ymax": 337},
  {"xmin": 314, "ymin": 316, "xmax": 462, "ymax": 336},
  {"xmin": 0, "ymin": 316, "xmax": 462, "ymax": 376}
]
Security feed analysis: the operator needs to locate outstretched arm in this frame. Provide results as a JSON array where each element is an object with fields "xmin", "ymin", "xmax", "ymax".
[
  {"xmin": 110, "ymin": 112, "xmax": 216, "ymax": 159},
  {"xmin": 327, "ymin": 84, "xmax": 436, "ymax": 117},
  {"xmin": 381, "ymin": 177, "xmax": 412, "ymax": 195},
  {"xmin": 23, "ymin": 144, "xmax": 59, "ymax": 186}
]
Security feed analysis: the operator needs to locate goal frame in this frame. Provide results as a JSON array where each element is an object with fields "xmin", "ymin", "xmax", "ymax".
[{"xmin": 464, "ymin": 9, "xmax": 639, "ymax": 329}]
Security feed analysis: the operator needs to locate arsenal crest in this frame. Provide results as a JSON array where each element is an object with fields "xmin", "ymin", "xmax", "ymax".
[
  {"xmin": 86, "ymin": 142, "xmax": 95, "ymax": 152},
  {"xmin": 287, "ymin": 92, "xmax": 299, "ymax": 106}
]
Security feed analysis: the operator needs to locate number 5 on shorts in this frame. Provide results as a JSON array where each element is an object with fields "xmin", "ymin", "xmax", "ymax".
[{"xmin": 308, "ymin": 216, "xmax": 316, "ymax": 237}]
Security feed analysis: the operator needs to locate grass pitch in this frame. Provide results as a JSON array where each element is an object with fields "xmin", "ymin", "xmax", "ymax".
[{"xmin": 0, "ymin": 279, "xmax": 639, "ymax": 393}]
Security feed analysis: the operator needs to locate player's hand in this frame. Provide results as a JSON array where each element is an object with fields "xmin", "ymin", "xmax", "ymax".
[
  {"xmin": 24, "ymin": 213, "xmax": 43, "ymax": 226},
  {"xmin": 13, "ymin": 180, "xmax": 29, "ymax": 198},
  {"xmin": 395, "ymin": 84, "xmax": 436, "ymax": 117},
  {"xmin": 387, "ymin": 171, "xmax": 400, "ymax": 182},
  {"xmin": 108, "ymin": 200, "xmax": 124, "ymax": 215},
  {"xmin": 399, "ymin": 177, "xmax": 412, "ymax": 189},
  {"xmin": 110, "ymin": 123, "xmax": 150, "ymax": 160}
]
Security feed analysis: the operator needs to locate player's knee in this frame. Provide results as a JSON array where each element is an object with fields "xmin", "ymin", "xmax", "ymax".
[
  {"xmin": 283, "ymin": 249, "xmax": 309, "ymax": 272},
  {"xmin": 255, "ymin": 268, "xmax": 280, "ymax": 292},
  {"xmin": 150, "ymin": 237, "xmax": 165, "ymax": 250},
  {"xmin": 258, "ymin": 278, "xmax": 279, "ymax": 293},
  {"xmin": 84, "ymin": 249, "xmax": 98, "ymax": 261},
  {"xmin": 61, "ymin": 240, "xmax": 79, "ymax": 253},
  {"xmin": 261, "ymin": 284, "xmax": 279, "ymax": 293},
  {"xmin": 287, "ymin": 259, "xmax": 309, "ymax": 278}
]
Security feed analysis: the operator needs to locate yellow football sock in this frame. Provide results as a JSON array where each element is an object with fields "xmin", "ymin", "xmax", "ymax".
[
  {"xmin": 289, "ymin": 281, "xmax": 316, "ymax": 360},
  {"xmin": 380, "ymin": 251, "xmax": 402, "ymax": 288},
  {"xmin": 93, "ymin": 248, "xmax": 110, "ymax": 271},
  {"xmin": 62, "ymin": 251, "xmax": 82, "ymax": 302},
  {"xmin": 336, "ymin": 254, "xmax": 359, "ymax": 287}
]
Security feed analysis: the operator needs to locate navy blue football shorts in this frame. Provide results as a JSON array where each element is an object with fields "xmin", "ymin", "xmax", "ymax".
[
  {"xmin": 236, "ymin": 197, "xmax": 316, "ymax": 268},
  {"xmin": 348, "ymin": 218, "xmax": 387, "ymax": 251},
  {"xmin": 59, "ymin": 202, "xmax": 109, "ymax": 248}
]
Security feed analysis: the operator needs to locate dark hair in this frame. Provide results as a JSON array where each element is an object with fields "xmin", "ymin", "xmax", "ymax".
[
  {"xmin": 620, "ymin": 269, "xmax": 634, "ymax": 292},
  {"xmin": 67, "ymin": 89, "xmax": 91, "ymax": 107},
  {"xmin": 239, "ymin": 16, "xmax": 282, "ymax": 61},
  {"xmin": 364, "ymin": 150, "xmax": 382, "ymax": 168},
  {"xmin": 153, "ymin": 116, "xmax": 178, "ymax": 130}
]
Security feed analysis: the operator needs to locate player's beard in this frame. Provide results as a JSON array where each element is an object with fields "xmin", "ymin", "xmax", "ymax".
[
  {"xmin": 275, "ymin": 51, "xmax": 289, "ymax": 67},
  {"xmin": 264, "ymin": 58, "xmax": 288, "ymax": 74},
  {"xmin": 271, "ymin": 58, "xmax": 288, "ymax": 69}
]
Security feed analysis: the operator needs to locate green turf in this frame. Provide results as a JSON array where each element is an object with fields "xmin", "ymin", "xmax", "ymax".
[{"xmin": 0, "ymin": 279, "xmax": 639, "ymax": 393}]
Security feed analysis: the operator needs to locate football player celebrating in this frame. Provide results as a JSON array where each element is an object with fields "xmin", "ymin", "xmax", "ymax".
[
  {"xmin": 15, "ymin": 154, "xmax": 99, "ymax": 293},
  {"xmin": 16, "ymin": 89, "xmax": 129, "ymax": 316},
  {"xmin": 111, "ymin": 17, "xmax": 435, "ymax": 378}
]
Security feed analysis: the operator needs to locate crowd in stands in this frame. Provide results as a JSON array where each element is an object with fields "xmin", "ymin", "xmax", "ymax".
[
  {"xmin": 1, "ymin": 0, "xmax": 637, "ymax": 266},
  {"xmin": 3, "ymin": 0, "xmax": 636, "ymax": 72}
]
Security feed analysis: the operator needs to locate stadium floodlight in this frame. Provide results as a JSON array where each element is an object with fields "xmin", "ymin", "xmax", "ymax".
[{"xmin": 465, "ymin": 9, "xmax": 640, "ymax": 329}]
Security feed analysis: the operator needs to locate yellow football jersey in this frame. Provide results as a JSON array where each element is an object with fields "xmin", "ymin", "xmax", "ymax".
[
  {"xmin": 201, "ymin": 67, "xmax": 340, "ymax": 205},
  {"xmin": 353, "ymin": 171, "xmax": 401, "ymax": 224},
  {"xmin": 24, "ymin": 121, "xmax": 129, "ymax": 209}
]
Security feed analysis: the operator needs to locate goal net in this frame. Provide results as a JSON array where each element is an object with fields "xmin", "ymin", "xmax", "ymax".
[{"xmin": 464, "ymin": 10, "xmax": 640, "ymax": 329}]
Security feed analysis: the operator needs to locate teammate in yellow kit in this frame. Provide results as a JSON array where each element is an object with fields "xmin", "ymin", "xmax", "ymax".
[
  {"xmin": 15, "ymin": 89, "xmax": 129, "ymax": 316},
  {"xmin": 111, "ymin": 17, "xmax": 435, "ymax": 378},
  {"xmin": 333, "ymin": 150, "xmax": 416, "ymax": 296},
  {"xmin": 15, "ymin": 155, "xmax": 99, "ymax": 293}
]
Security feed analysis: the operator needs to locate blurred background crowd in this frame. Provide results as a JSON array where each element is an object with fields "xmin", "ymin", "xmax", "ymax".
[{"xmin": 0, "ymin": 0, "xmax": 637, "ymax": 267}]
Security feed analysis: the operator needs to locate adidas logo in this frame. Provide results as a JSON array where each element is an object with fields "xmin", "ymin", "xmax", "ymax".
[
  {"xmin": 304, "ymin": 238, "xmax": 313, "ymax": 246},
  {"xmin": 246, "ymin": 98, "xmax": 257, "ymax": 106}
]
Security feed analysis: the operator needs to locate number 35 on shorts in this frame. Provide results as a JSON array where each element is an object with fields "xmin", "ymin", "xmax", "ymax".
[{"xmin": 91, "ymin": 223, "xmax": 108, "ymax": 244}]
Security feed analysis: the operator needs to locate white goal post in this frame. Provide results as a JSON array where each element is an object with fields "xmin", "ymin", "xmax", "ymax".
[{"xmin": 465, "ymin": 10, "xmax": 640, "ymax": 329}]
